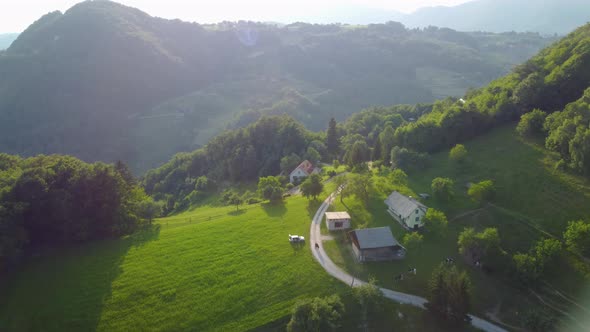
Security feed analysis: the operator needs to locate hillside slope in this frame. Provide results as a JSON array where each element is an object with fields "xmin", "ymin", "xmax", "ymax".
[{"xmin": 0, "ymin": 1, "xmax": 554, "ymax": 172}]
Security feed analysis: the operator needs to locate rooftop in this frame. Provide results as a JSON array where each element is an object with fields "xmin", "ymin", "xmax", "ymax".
[
  {"xmin": 351, "ymin": 227, "xmax": 400, "ymax": 250},
  {"xmin": 293, "ymin": 160, "xmax": 315, "ymax": 175},
  {"xmin": 325, "ymin": 211, "xmax": 351, "ymax": 220},
  {"xmin": 384, "ymin": 191, "xmax": 427, "ymax": 218}
]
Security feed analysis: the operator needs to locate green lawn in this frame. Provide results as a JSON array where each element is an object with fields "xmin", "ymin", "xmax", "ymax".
[
  {"xmin": 0, "ymin": 182, "xmax": 468, "ymax": 332},
  {"xmin": 0, "ymin": 196, "xmax": 344, "ymax": 331},
  {"xmin": 323, "ymin": 124, "xmax": 590, "ymax": 329}
]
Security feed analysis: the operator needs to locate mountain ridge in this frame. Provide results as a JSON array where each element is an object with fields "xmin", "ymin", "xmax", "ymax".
[{"xmin": 0, "ymin": 0, "xmax": 555, "ymax": 172}]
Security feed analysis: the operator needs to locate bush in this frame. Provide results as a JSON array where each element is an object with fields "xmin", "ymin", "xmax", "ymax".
[
  {"xmin": 467, "ymin": 180, "xmax": 495, "ymax": 204},
  {"xmin": 516, "ymin": 109, "xmax": 547, "ymax": 137},
  {"xmin": 449, "ymin": 144, "xmax": 468, "ymax": 163}
]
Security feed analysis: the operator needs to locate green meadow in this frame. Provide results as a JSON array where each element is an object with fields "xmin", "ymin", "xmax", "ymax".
[
  {"xmin": 323, "ymin": 124, "xmax": 590, "ymax": 329},
  {"xmin": 0, "ymin": 196, "xmax": 344, "ymax": 331}
]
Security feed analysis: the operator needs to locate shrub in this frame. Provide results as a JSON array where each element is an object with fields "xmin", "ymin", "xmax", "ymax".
[
  {"xmin": 449, "ymin": 144, "xmax": 468, "ymax": 163},
  {"xmin": 516, "ymin": 109, "xmax": 547, "ymax": 137},
  {"xmin": 467, "ymin": 180, "xmax": 495, "ymax": 204}
]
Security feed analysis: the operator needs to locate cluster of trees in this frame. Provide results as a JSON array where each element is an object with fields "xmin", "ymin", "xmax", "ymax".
[
  {"xmin": 512, "ymin": 238, "xmax": 562, "ymax": 285},
  {"xmin": 0, "ymin": 154, "xmax": 155, "ymax": 268},
  {"xmin": 286, "ymin": 295, "xmax": 344, "ymax": 332},
  {"xmin": 457, "ymin": 227, "xmax": 501, "ymax": 266},
  {"xmin": 287, "ymin": 281, "xmax": 385, "ymax": 332},
  {"xmin": 522, "ymin": 88, "xmax": 590, "ymax": 175},
  {"xmin": 426, "ymin": 264, "xmax": 472, "ymax": 324},
  {"xmin": 563, "ymin": 220, "xmax": 590, "ymax": 257},
  {"xmin": 339, "ymin": 23, "xmax": 590, "ymax": 168},
  {"xmin": 143, "ymin": 116, "xmax": 325, "ymax": 205}
]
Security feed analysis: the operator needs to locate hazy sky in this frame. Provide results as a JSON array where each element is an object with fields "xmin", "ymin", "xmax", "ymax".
[{"xmin": 1, "ymin": 0, "xmax": 474, "ymax": 33}]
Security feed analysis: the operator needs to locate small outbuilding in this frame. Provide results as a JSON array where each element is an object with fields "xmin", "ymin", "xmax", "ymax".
[
  {"xmin": 349, "ymin": 227, "xmax": 406, "ymax": 262},
  {"xmin": 325, "ymin": 211, "xmax": 351, "ymax": 231}
]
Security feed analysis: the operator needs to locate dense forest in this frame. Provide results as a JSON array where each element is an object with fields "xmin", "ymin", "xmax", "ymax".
[
  {"xmin": 0, "ymin": 154, "xmax": 157, "ymax": 269},
  {"xmin": 142, "ymin": 116, "xmax": 325, "ymax": 208},
  {"xmin": 147, "ymin": 22, "xmax": 590, "ymax": 207},
  {"xmin": 0, "ymin": 1, "xmax": 555, "ymax": 172},
  {"xmin": 339, "ymin": 22, "xmax": 590, "ymax": 167}
]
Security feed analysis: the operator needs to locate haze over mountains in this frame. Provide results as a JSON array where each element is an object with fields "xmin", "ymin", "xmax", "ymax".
[
  {"xmin": 0, "ymin": 33, "xmax": 18, "ymax": 50},
  {"xmin": 0, "ymin": 1, "xmax": 557, "ymax": 172},
  {"xmin": 399, "ymin": 0, "xmax": 590, "ymax": 35}
]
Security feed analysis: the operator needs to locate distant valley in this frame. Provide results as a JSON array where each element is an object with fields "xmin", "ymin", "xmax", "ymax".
[
  {"xmin": 0, "ymin": 33, "xmax": 18, "ymax": 50},
  {"xmin": 0, "ymin": 1, "xmax": 556, "ymax": 172}
]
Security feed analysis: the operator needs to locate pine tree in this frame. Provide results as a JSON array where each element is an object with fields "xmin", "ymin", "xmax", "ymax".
[
  {"xmin": 326, "ymin": 118, "xmax": 339, "ymax": 158},
  {"xmin": 371, "ymin": 137, "xmax": 382, "ymax": 162}
]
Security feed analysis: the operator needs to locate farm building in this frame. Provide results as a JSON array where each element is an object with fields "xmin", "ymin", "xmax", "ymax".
[
  {"xmin": 385, "ymin": 191, "xmax": 428, "ymax": 230},
  {"xmin": 289, "ymin": 160, "xmax": 321, "ymax": 184},
  {"xmin": 325, "ymin": 212, "xmax": 351, "ymax": 231},
  {"xmin": 349, "ymin": 227, "xmax": 406, "ymax": 262}
]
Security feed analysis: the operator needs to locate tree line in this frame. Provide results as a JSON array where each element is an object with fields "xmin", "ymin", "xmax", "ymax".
[{"xmin": 0, "ymin": 154, "xmax": 157, "ymax": 269}]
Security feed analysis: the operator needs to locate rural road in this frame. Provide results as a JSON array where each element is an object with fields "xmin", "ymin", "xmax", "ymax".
[{"xmin": 309, "ymin": 192, "xmax": 508, "ymax": 332}]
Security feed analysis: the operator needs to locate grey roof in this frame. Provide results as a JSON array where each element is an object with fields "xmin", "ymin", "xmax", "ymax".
[
  {"xmin": 325, "ymin": 212, "xmax": 351, "ymax": 220},
  {"xmin": 352, "ymin": 227, "xmax": 399, "ymax": 249},
  {"xmin": 384, "ymin": 191, "xmax": 427, "ymax": 219}
]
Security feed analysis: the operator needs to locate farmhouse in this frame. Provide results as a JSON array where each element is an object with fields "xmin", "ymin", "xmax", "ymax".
[
  {"xmin": 289, "ymin": 160, "xmax": 320, "ymax": 184},
  {"xmin": 349, "ymin": 227, "xmax": 406, "ymax": 262},
  {"xmin": 385, "ymin": 191, "xmax": 428, "ymax": 230},
  {"xmin": 325, "ymin": 211, "xmax": 351, "ymax": 231}
]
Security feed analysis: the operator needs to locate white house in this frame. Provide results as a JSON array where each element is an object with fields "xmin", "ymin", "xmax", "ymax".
[
  {"xmin": 289, "ymin": 160, "xmax": 320, "ymax": 184},
  {"xmin": 325, "ymin": 212, "xmax": 351, "ymax": 231},
  {"xmin": 384, "ymin": 191, "xmax": 428, "ymax": 230}
]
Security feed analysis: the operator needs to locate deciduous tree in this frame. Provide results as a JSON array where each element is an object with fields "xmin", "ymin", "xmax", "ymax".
[
  {"xmin": 287, "ymin": 295, "xmax": 344, "ymax": 332},
  {"xmin": 431, "ymin": 177, "xmax": 454, "ymax": 201}
]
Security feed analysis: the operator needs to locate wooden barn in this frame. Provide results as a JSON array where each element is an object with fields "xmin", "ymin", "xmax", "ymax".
[{"xmin": 349, "ymin": 227, "xmax": 406, "ymax": 262}]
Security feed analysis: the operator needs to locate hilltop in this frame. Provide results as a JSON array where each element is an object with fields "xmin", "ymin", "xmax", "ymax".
[{"xmin": 0, "ymin": 0, "xmax": 554, "ymax": 172}]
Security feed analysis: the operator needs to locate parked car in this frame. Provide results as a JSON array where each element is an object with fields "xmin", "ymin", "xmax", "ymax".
[{"xmin": 288, "ymin": 234, "xmax": 305, "ymax": 243}]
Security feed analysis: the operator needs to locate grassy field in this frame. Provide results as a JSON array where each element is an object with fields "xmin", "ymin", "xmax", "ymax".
[
  {"xmin": 0, "ymin": 195, "xmax": 345, "ymax": 331},
  {"xmin": 0, "ymin": 181, "xmax": 473, "ymax": 332},
  {"xmin": 323, "ymin": 124, "xmax": 590, "ymax": 329}
]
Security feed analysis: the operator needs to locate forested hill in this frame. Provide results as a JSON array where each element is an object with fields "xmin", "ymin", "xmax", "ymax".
[
  {"xmin": 145, "ymin": 22, "xmax": 590, "ymax": 206},
  {"xmin": 0, "ymin": 1, "xmax": 554, "ymax": 173},
  {"xmin": 340, "ymin": 22, "xmax": 590, "ymax": 172},
  {"xmin": 400, "ymin": 0, "xmax": 590, "ymax": 35}
]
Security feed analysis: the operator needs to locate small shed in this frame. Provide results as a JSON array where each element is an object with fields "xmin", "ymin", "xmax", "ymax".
[
  {"xmin": 349, "ymin": 227, "xmax": 406, "ymax": 262},
  {"xmin": 325, "ymin": 211, "xmax": 351, "ymax": 231}
]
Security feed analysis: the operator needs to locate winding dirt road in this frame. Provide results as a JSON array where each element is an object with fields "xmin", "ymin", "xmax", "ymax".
[{"xmin": 309, "ymin": 192, "xmax": 508, "ymax": 332}]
